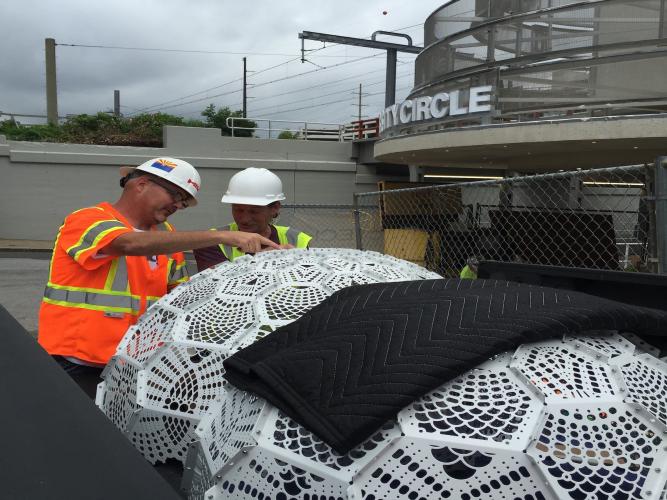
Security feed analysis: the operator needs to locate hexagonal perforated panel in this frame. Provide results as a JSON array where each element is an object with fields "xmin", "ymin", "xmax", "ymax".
[
  {"xmin": 618, "ymin": 354, "xmax": 667, "ymax": 425},
  {"xmin": 511, "ymin": 340, "xmax": 618, "ymax": 401},
  {"xmin": 97, "ymin": 249, "xmax": 440, "ymax": 468},
  {"xmin": 527, "ymin": 403, "xmax": 667, "ymax": 499},
  {"xmin": 399, "ymin": 354, "xmax": 543, "ymax": 451},
  {"xmin": 95, "ymin": 250, "xmax": 667, "ymax": 500},
  {"xmin": 189, "ymin": 333, "xmax": 667, "ymax": 500}
]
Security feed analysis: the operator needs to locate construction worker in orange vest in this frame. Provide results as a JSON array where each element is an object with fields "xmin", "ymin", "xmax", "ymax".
[{"xmin": 38, "ymin": 157, "xmax": 280, "ymax": 397}]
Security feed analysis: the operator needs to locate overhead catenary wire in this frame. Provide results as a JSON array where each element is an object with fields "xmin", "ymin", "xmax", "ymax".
[
  {"xmin": 177, "ymin": 65, "xmax": 415, "ymax": 118},
  {"xmin": 56, "ymin": 42, "xmax": 363, "ymax": 58},
  {"xmin": 254, "ymin": 84, "xmax": 412, "ymax": 117},
  {"xmin": 55, "ymin": 21, "xmax": 425, "ymax": 119},
  {"xmin": 134, "ymin": 52, "xmax": 389, "ymax": 114},
  {"xmin": 168, "ymin": 56, "xmax": 417, "ymax": 118},
  {"xmin": 126, "ymin": 23, "xmax": 424, "ymax": 115},
  {"xmin": 245, "ymin": 72, "xmax": 414, "ymax": 116}
]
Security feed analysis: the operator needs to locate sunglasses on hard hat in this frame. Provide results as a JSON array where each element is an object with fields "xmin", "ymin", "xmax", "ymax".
[{"xmin": 147, "ymin": 178, "xmax": 189, "ymax": 207}]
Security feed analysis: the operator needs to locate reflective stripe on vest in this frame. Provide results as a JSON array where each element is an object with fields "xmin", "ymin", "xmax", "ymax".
[
  {"xmin": 168, "ymin": 258, "xmax": 188, "ymax": 285},
  {"xmin": 43, "ymin": 284, "xmax": 141, "ymax": 314},
  {"xmin": 214, "ymin": 223, "xmax": 311, "ymax": 262},
  {"xmin": 66, "ymin": 220, "xmax": 128, "ymax": 261},
  {"xmin": 45, "ymin": 219, "xmax": 176, "ymax": 314},
  {"xmin": 105, "ymin": 256, "xmax": 129, "ymax": 291}
]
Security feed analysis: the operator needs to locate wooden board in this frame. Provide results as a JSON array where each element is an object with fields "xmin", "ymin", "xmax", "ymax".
[{"xmin": 378, "ymin": 181, "xmax": 463, "ymax": 217}]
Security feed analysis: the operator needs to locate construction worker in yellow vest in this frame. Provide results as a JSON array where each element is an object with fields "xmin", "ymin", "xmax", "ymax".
[
  {"xmin": 193, "ymin": 167, "xmax": 312, "ymax": 271},
  {"xmin": 459, "ymin": 256, "xmax": 479, "ymax": 279}
]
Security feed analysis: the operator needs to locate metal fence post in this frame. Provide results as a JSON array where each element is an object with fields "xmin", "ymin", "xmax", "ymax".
[
  {"xmin": 655, "ymin": 156, "xmax": 667, "ymax": 274},
  {"xmin": 353, "ymin": 194, "xmax": 363, "ymax": 250}
]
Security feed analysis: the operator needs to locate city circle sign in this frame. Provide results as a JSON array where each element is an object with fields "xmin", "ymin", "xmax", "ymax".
[{"xmin": 379, "ymin": 85, "xmax": 493, "ymax": 133}]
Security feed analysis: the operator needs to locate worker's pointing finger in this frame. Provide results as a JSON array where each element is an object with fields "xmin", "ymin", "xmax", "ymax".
[{"xmin": 260, "ymin": 237, "xmax": 281, "ymax": 249}]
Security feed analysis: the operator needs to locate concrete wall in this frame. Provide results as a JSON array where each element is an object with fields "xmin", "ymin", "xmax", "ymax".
[{"xmin": 0, "ymin": 126, "xmax": 389, "ymax": 241}]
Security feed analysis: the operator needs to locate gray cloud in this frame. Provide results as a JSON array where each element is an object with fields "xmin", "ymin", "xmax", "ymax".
[{"xmin": 1, "ymin": 0, "xmax": 448, "ymax": 123}]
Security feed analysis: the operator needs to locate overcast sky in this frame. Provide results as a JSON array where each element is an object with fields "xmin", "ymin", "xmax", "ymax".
[{"xmin": 1, "ymin": 1, "xmax": 449, "ymax": 129}]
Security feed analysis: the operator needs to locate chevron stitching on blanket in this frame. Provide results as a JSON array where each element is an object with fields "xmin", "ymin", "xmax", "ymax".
[{"xmin": 224, "ymin": 278, "xmax": 667, "ymax": 453}]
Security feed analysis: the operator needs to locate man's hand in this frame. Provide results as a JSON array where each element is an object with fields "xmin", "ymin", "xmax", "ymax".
[{"xmin": 221, "ymin": 231, "xmax": 281, "ymax": 254}]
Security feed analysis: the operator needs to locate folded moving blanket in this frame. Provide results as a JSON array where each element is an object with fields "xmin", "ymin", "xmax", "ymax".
[{"xmin": 223, "ymin": 278, "xmax": 667, "ymax": 454}]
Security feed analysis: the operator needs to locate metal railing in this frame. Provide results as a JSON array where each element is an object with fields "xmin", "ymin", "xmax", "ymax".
[
  {"xmin": 227, "ymin": 117, "xmax": 345, "ymax": 140},
  {"xmin": 352, "ymin": 164, "xmax": 663, "ymax": 276},
  {"xmin": 226, "ymin": 117, "xmax": 380, "ymax": 141},
  {"xmin": 379, "ymin": 0, "xmax": 667, "ymax": 138}
]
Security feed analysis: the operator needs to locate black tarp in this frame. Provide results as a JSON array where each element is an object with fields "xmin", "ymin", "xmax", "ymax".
[
  {"xmin": 0, "ymin": 305, "xmax": 182, "ymax": 500},
  {"xmin": 224, "ymin": 278, "xmax": 667, "ymax": 454}
]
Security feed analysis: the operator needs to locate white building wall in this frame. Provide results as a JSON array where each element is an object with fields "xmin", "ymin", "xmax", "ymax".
[{"xmin": 0, "ymin": 126, "xmax": 385, "ymax": 241}]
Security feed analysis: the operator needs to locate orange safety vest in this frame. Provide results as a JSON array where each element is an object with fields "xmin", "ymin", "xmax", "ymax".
[{"xmin": 38, "ymin": 202, "xmax": 188, "ymax": 365}]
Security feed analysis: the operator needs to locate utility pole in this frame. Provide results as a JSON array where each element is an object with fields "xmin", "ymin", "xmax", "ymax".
[
  {"xmin": 352, "ymin": 84, "xmax": 369, "ymax": 139},
  {"xmin": 299, "ymin": 30, "xmax": 422, "ymax": 107},
  {"xmin": 385, "ymin": 48, "xmax": 397, "ymax": 107},
  {"xmin": 45, "ymin": 38, "xmax": 58, "ymax": 125},
  {"xmin": 242, "ymin": 57, "xmax": 247, "ymax": 118},
  {"xmin": 113, "ymin": 90, "xmax": 120, "ymax": 117}
]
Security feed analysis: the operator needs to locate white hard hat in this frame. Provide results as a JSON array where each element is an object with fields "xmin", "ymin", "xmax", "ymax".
[
  {"xmin": 221, "ymin": 167, "xmax": 286, "ymax": 206},
  {"xmin": 121, "ymin": 157, "xmax": 201, "ymax": 206}
]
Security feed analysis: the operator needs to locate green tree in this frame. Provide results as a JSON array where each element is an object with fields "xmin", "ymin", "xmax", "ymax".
[
  {"xmin": 0, "ymin": 118, "xmax": 63, "ymax": 141},
  {"xmin": 201, "ymin": 104, "xmax": 256, "ymax": 137},
  {"xmin": 277, "ymin": 130, "xmax": 298, "ymax": 139}
]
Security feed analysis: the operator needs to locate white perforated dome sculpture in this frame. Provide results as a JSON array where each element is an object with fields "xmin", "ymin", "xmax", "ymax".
[
  {"xmin": 96, "ymin": 248, "xmax": 667, "ymax": 500},
  {"xmin": 96, "ymin": 249, "xmax": 441, "ymax": 464},
  {"xmin": 184, "ymin": 332, "xmax": 667, "ymax": 500}
]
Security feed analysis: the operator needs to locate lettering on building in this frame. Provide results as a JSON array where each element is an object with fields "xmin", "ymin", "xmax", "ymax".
[{"xmin": 379, "ymin": 85, "xmax": 493, "ymax": 133}]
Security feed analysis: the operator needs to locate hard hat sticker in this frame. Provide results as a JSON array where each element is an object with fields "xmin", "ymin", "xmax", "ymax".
[{"xmin": 150, "ymin": 159, "xmax": 177, "ymax": 172}]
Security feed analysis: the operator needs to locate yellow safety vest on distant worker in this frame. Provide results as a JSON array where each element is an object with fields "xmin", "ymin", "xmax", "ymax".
[
  {"xmin": 460, "ymin": 265, "xmax": 477, "ymax": 279},
  {"xmin": 214, "ymin": 222, "xmax": 312, "ymax": 262}
]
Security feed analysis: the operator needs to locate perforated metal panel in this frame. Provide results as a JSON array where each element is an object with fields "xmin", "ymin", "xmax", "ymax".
[
  {"xmin": 97, "ymin": 249, "xmax": 440, "ymax": 469},
  {"xmin": 527, "ymin": 402, "xmax": 667, "ymax": 500},
  {"xmin": 511, "ymin": 339, "xmax": 619, "ymax": 401},
  {"xmin": 96, "ymin": 249, "xmax": 667, "ymax": 499},
  {"xmin": 188, "ymin": 333, "xmax": 667, "ymax": 500},
  {"xmin": 618, "ymin": 354, "xmax": 667, "ymax": 426}
]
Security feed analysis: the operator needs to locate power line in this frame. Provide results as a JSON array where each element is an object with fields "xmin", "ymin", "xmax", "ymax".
[
  {"xmin": 248, "ymin": 61, "xmax": 413, "ymax": 106},
  {"xmin": 137, "ymin": 52, "xmax": 387, "ymax": 115},
  {"xmin": 132, "ymin": 55, "xmax": 312, "ymax": 115},
  {"xmin": 125, "ymin": 21, "xmax": 425, "ymax": 117},
  {"xmin": 247, "ymin": 71, "xmax": 413, "ymax": 115},
  {"xmin": 175, "ymin": 62, "xmax": 414, "ymax": 117},
  {"xmin": 256, "ymin": 84, "xmax": 411, "ymax": 117},
  {"xmin": 56, "ymin": 42, "xmax": 358, "ymax": 58},
  {"xmin": 130, "ymin": 77, "xmax": 244, "ymax": 115},
  {"xmin": 133, "ymin": 52, "xmax": 385, "ymax": 115},
  {"xmin": 132, "ymin": 23, "xmax": 424, "ymax": 115}
]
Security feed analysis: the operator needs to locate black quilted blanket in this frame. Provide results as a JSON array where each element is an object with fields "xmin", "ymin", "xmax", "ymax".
[{"xmin": 224, "ymin": 278, "xmax": 667, "ymax": 454}]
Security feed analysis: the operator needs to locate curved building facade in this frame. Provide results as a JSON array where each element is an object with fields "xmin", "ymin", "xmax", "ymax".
[{"xmin": 375, "ymin": 0, "xmax": 667, "ymax": 172}]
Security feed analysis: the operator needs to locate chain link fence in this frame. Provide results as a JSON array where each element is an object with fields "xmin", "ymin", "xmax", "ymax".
[
  {"xmin": 352, "ymin": 165, "xmax": 660, "ymax": 277},
  {"xmin": 276, "ymin": 204, "xmax": 360, "ymax": 249}
]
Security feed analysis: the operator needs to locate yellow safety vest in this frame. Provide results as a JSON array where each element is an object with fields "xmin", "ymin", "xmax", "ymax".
[{"xmin": 214, "ymin": 223, "xmax": 312, "ymax": 262}]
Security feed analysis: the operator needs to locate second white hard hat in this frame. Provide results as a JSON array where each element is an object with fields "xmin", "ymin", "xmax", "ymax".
[
  {"xmin": 121, "ymin": 157, "xmax": 202, "ymax": 206},
  {"xmin": 221, "ymin": 167, "xmax": 286, "ymax": 206}
]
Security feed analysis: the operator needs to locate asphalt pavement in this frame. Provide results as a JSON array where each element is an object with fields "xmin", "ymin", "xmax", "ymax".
[
  {"xmin": 0, "ymin": 250, "xmax": 197, "ymax": 337},
  {"xmin": 0, "ymin": 254, "xmax": 51, "ymax": 337},
  {"xmin": 0, "ymin": 251, "xmax": 187, "ymax": 497}
]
